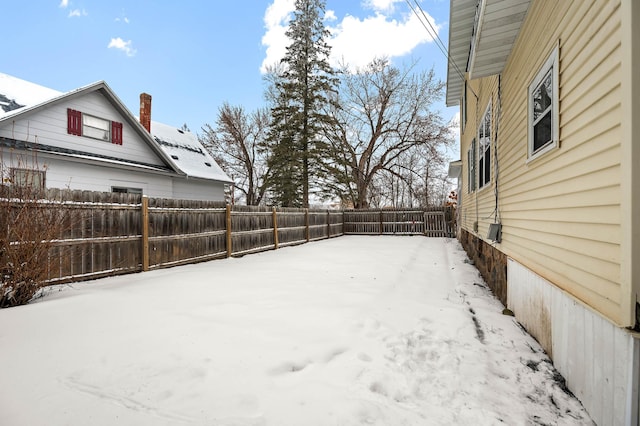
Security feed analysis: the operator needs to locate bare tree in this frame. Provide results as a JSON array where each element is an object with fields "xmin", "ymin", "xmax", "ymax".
[
  {"xmin": 322, "ymin": 58, "xmax": 452, "ymax": 208},
  {"xmin": 200, "ymin": 103, "xmax": 270, "ymax": 205}
]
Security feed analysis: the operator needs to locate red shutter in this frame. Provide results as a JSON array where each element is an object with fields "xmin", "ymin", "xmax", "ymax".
[
  {"xmin": 112, "ymin": 121, "xmax": 123, "ymax": 145},
  {"xmin": 67, "ymin": 109, "xmax": 82, "ymax": 136}
]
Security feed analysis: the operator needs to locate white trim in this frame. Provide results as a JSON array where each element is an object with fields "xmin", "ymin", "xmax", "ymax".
[{"xmin": 527, "ymin": 45, "xmax": 560, "ymax": 161}]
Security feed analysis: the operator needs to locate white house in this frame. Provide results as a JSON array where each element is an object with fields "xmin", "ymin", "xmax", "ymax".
[{"xmin": 0, "ymin": 73, "xmax": 231, "ymax": 201}]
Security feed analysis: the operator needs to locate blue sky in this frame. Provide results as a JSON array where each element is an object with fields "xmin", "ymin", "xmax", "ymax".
[{"xmin": 4, "ymin": 0, "xmax": 458, "ymax": 140}]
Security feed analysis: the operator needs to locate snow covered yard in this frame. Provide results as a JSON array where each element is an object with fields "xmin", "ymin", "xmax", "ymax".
[{"xmin": 0, "ymin": 236, "xmax": 592, "ymax": 425}]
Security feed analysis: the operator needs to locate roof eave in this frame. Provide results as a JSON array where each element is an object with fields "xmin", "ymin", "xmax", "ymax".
[
  {"xmin": 446, "ymin": 0, "xmax": 531, "ymax": 105},
  {"xmin": 467, "ymin": 0, "xmax": 530, "ymax": 80}
]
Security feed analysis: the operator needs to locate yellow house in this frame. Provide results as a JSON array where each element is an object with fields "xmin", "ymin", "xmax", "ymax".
[{"xmin": 446, "ymin": 0, "xmax": 640, "ymax": 424}]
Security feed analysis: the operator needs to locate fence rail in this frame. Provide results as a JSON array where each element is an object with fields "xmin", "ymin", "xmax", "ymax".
[{"xmin": 2, "ymin": 189, "xmax": 454, "ymax": 286}]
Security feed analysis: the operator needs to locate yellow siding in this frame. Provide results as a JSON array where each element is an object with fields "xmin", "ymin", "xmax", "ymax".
[
  {"xmin": 460, "ymin": 0, "xmax": 624, "ymax": 324},
  {"xmin": 459, "ymin": 76, "xmax": 500, "ymax": 239}
]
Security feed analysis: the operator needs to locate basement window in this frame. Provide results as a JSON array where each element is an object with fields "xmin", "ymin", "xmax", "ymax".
[
  {"xmin": 112, "ymin": 186, "xmax": 142, "ymax": 194},
  {"xmin": 528, "ymin": 46, "xmax": 559, "ymax": 160}
]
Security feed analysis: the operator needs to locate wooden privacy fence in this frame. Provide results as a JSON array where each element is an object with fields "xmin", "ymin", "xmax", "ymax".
[
  {"xmin": 2, "ymin": 189, "xmax": 454, "ymax": 285},
  {"xmin": 343, "ymin": 207, "xmax": 455, "ymax": 237},
  {"xmin": 24, "ymin": 190, "xmax": 345, "ymax": 284}
]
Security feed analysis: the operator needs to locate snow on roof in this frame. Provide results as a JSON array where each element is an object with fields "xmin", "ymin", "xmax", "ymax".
[
  {"xmin": 0, "ymin": 72, "xmax": 231, "ymax": 183},
  {"xmin": 0, "ymin": 73, "xmax": 63, "ymax": 119},
  {"xmin": 150, "ymin": 121, "xmax": 232, "ymax": 183}
]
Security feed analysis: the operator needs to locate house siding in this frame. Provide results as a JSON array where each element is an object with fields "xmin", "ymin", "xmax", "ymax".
[
  {"xmin": 459, "ymin": 75, "xmax": 500, "ymax": 240},
  {"xmin": 172, "ymin": 178, "xmax": 226, "ymax": 202},
  {"xmin": 0, "ymin": 91, "xmax": 165, "ymax": 167},
  {"xmin": 461, "ymin": 0, "xmax": 625, "ymax": 326},
  {"xmin": 0, "ymin": 150, "xmax": 174, "ymax": 198}
]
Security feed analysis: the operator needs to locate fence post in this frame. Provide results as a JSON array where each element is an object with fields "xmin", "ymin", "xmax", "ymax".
[
  {"xmin": 226, "ymin": 204, "xmax": 232, "ymax": 258},
  {"xmin": 327, "ymin": 210, "xmax": 331, "ymax": 239},
  {"xmin": 305, "ymin": 208, "xmax": 310, "ymax": 242},
  {"xmin": 273, "ymin": 207, "xmax": 279, "ymax": 249},
  {"xmin": 379, "ymin": 209, "xmax": 383, "ymax": 235},
  {"xmin": 141, "ymin": 196, "xmax": 149, "ymax": 272}
]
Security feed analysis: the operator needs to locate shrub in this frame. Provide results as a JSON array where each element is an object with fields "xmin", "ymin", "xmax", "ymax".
[{"xmin": 0, "ymin": 175, "xmax": 67, "ymax": 308}]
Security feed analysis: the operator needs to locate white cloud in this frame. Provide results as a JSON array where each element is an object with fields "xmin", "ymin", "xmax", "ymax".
[
  {"xmin": 261, "ymin": 0, "xmax": 295, "ymax": 72},
  {"xmin": 261, "ymin": 1, "xmax": 439, "ymax": 73},
  {"xmin": 363, "ymin": 0, "xmax": 404, "ymax": 13},
  {"xmin": 330, "ymin": 11, "xmax": 438, "ymax": 70},
  {"xmin": 59, "ymin": 0, "xmax": 69, "ymax": 8},
  {"xmin": 115, "ymin": 16, "xmax": 130, "ymax": 24},
  {"xmin": 324, "ymin": 9, "xmax": 337, "ymax": 22},
  {"xmin": 264, "ymin": 0, "xmax": 295, "ymax": 28},
  {"xmin": 108, "ymin": 37, "xmax": 136, "ymax": 57},
  {"xmin": 68, "ymin": 8, "xmax": 87, "ymax": 18}
]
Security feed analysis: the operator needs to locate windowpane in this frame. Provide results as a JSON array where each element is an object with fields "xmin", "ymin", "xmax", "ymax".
[
  {"xmin": 533, "ymin": 70, "xmax": 552, "ymax": 121},
  {"xmin": 533, "ymin": 111, "xmax": 552, "ymax": 152},
  {"xmin": 112, "ymin": 187, "xmax": 142, "ymax": 194},
  {"xmin": 83, "ymin": 114, "xmax": 111, "ymax": 141},
  {"xmin": 11, "ymin": 168, "xmax": 45, "ymax": 189},
  {"xmin": 478, "ymin": 104, "xmax": 491, "ymax": 188},
  {"xmin": 484, "ymin": 149, "xmax": 491, "ymax": 184},
  {"xmin": 467, "ymin": 139, "xmax": 476, "ymax": 192},
  {"xmin": 83, "ymin": 115, "xmax": 108, "ymax": 129}
]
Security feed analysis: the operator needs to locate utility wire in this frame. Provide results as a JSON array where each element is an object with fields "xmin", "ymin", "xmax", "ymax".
[{"xmin": 405, "ymin": 0, "xmax": 478, "ymax": 99}]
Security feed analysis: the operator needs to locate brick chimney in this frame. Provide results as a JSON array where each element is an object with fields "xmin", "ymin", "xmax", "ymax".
[{"xmin": 140, "ymin": 93, "xmax": 152, "ymax": 133}]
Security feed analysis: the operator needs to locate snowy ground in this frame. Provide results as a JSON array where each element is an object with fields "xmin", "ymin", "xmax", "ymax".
[{"xmin": 0, "ymin": 236, "xmax": 593, "ymax": 425}]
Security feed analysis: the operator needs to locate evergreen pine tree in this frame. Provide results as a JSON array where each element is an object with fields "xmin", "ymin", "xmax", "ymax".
[{"xmin": 265, "ymin": 0, "xmax": 337, "ymax": 207}]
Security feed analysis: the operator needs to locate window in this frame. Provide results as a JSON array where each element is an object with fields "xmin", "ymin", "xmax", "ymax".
[
  {"xmin": 112, "ymin": 187, "xmax": 142, "ymax": 194},
  {"xmin": 467, "ymin": 138, "xmax": 476, "ymax": 193},
  {"xmin": 11, "ymin": 168, "xmax": 45, "ymax": 189},
  {"xmin": 66, "ymin": 109, "xmax": 123, "ymax": 145},
  {"xmin": 528, "ymin": 46, "xmax": 559, "ymax": 159},
  {"xmin": 478, "ymin": 102, "xmax": 491, "ymax": 189},
  {"xmin": 83, "ymin": 114, "xmax": 110, "ymax": 141}
]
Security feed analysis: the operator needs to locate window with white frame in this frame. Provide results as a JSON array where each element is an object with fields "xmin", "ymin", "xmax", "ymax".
[
  {"xmin": 478, "ymin": 102, "xmax": 491, "ymax": 189},
  {"xmin": 67, "ymin": 109, "xmax": 123, "ymax": 145},
  {"xmin": 528, "ymin": 46, "xmax": 559, "ymax": 159},
  {"xmin": 83, "ymin": 114, "xmax": 111, "ymax": 141},
  {"xmin": 467, "ymin": 138, "xmax": 476, "ymax": 193},
  {"xmin": 11, "ymin": 168, "xmax": 46, "ymax": 189}
]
